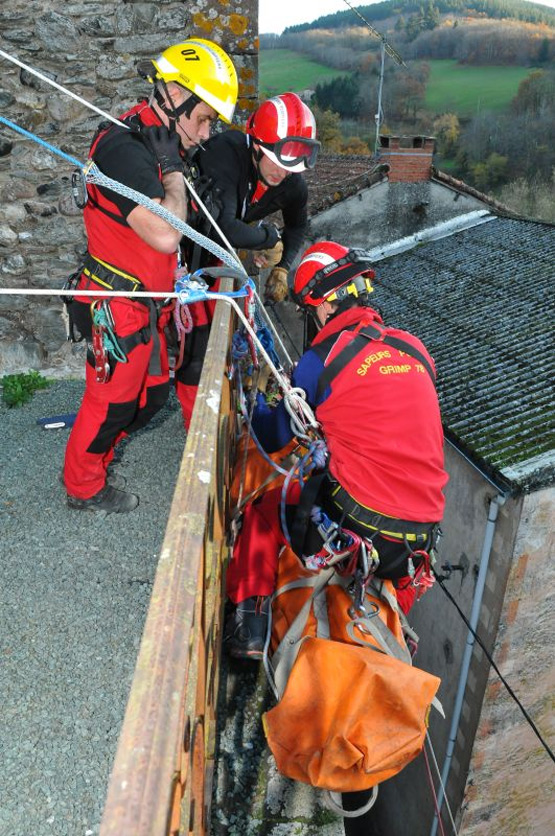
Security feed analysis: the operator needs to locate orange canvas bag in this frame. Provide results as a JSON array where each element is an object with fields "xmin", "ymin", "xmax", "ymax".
[
  {"xmin": 230, "ymin": 429, "xmax": 298, "ymax": 510},
  {"xmin": 262, "ymin": 547, "xmax": 442, "ymax": 794}
]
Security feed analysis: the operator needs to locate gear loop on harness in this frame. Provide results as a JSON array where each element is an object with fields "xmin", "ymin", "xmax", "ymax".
[{"xmin": 91, "ymin": 300, "xmax": 128, "ymax": 365}]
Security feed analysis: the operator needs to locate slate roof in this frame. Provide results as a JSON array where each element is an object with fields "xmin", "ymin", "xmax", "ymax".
[{"xmin": 369, "ymin": 215, "xmax": 555, "ymax": 492}]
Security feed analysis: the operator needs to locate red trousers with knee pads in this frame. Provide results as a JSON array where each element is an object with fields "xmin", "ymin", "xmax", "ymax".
[{"xmin": 64, "ymin": 299, "xmax": 171, "ymax": 499}]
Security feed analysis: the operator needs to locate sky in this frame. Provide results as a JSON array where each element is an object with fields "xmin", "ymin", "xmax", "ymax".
[{"xmin": 259, "ymin": 0, "xmax": 555, "ymax": 36}]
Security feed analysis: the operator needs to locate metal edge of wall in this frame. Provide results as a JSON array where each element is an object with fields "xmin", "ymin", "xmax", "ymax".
[{"xmin": 99, "ymin": 281, "xmax": 235, "ymax": 836}]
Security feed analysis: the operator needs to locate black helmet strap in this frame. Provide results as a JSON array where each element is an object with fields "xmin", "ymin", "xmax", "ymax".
[
  {"xmin": 154, "ymin": 81, "xmax": 201, "ymax": 127},
  {"xmin": 299, "ymin": 260, "xmax": 372, "ymax": 303}
]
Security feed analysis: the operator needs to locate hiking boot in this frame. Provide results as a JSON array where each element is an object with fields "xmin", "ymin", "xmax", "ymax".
[
  {"xmin": 59, "ymin": 467, "xmax": 126, "ymax": 491},
  {"xmin": 67, "ymin": 483, "xmax": 139, "ymax": 514},
  {"xmin": 224, "ymin": 596, "xmax": 270, "ymax": 660}
]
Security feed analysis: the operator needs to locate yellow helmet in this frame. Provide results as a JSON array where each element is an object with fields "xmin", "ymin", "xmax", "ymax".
[{"xmin": 151, "ymin": 39, "xmax": 238, "ymax": 123}]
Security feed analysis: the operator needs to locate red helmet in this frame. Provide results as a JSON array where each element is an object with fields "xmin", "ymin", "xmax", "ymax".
[
  {"xmin": 293, "ymin": 241, "xmax": 375, "ymax": 307},
  {"xmin": 246, "ymin": 92, "xmax": 320, "ymax": 173}
]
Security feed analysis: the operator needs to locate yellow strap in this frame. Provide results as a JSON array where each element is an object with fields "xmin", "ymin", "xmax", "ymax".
[
  {"xmin": 84, "ymin": 255, "xmax": 141, "ymax": 289},
  {"xmin": 330, "ymin": 487, "xmax": 421, "ymax": 542}
]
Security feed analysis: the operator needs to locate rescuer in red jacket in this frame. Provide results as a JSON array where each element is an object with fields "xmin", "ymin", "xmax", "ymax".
[
  {"xmin": 225, "ymin": 241, "xmax": 448, "ymax": 659},
  {"xmin": 63, "ymin": 40, "xmax": 238, "ymax": 514}
]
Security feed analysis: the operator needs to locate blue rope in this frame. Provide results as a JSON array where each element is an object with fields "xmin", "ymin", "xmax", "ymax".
[
  {"xmin": 0, "ymin": 115, "xmax": 83, "ymax": 167},
  {"xmin": 256, "ymin": 325, "xmax": 281, "ymax": 370},
  {"xmin": 0, "ymin": 115, "xmax": 249, "ymax": 278}
]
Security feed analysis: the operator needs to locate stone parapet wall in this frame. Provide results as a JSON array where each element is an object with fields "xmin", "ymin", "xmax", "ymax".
[
  {"xmin": 0, "ymin": 0, "xmax": 258, "ymax": 376},
  {"xmin": 458, "ymin": 486, "xmax": 555, "ymax": 836}
]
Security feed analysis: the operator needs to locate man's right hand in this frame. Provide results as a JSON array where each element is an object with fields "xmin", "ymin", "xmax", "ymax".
[
  {"xmin": 258, "ymin": 221, "xmax": 281, "ymax": 249},
  {"xmin": 142, "ymin": 125, "xmax": 184, "ymax": 175},
  {"xmin": 253, "ymin": 239, "xmax": 284, "ymax": 269}
]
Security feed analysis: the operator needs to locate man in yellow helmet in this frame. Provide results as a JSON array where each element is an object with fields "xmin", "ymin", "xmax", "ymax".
[{"xmin": 63, "ymin": 40, "xmax": 238, "ymax": 514}]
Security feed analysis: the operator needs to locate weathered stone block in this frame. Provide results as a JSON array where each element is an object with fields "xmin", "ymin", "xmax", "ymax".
[
  {"xmin": 35, "ymin": 12, "xmax": 81, "ymax": 53},
  {"xmin": 0, "ymin": 224, "xmax": 19, "ymax": 246}
]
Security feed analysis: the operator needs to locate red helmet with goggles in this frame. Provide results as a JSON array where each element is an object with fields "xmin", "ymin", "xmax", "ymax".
[
  {"xmin": 293, "ymin": 241, "xmax": 375, "ymax": 307},
  {"xmin": 246, "ymin": 92, "xmax": 320, "ymax": 173}
]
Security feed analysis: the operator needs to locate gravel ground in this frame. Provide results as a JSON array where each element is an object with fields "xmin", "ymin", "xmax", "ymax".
[
  {"xmin": 0, "ymin": 377, "xmax": 343, "ymax": 836},
  {"xmin": 0, "ymin": 379, "xmax": 184, "ymax": 836}
]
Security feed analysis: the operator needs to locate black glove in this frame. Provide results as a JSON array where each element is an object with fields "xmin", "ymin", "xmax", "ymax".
[
  {"xmin": 142, "ymin": 125, "xmax": 184, "ymax": 175},
  {"xmin": 258, "ymin": 221, "xmax": 281, "ymax": 249}
]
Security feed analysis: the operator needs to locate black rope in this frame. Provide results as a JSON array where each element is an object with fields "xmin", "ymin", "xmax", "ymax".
[{"xmin": 434, "ymin": 571, "xmax": 555, "ymax": 764}]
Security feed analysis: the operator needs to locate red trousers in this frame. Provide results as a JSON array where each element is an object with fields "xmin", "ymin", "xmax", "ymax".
[
  {"xmin": 64, "ymin": 300, "xmax": 171, "ymax": 499},
  {"xmin": 226, "ymin": 482, "xmax": 418, "ymax": 615}
]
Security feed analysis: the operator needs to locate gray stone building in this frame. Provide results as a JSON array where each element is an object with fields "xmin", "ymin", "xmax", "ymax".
[{"xmin": 0, "ymin": 0, "xmax": 258, "ymax": 374}]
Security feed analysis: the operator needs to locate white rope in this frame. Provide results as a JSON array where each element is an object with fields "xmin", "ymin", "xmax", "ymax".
[
  {"xmin": 283, "ymin": 386, "xmax": 320, "ymax": 440},
  {"xmin": 0, "ymin": 281, "xmax": 320, "ymax": 432},
  {"xmin": 223, "ymin": 295, "xmax": 319, "ymax": 432},
  {"xmin": 86, "ymin": 164, "xmax": 246, "ymax": 275},
  {"xmin": 426, "ymin": 733, "xmax": 459, "ymax": 835},
  {"xmin": 183, "ymin": 176, "xmax": 294, "ymax": 368},
  {"xmin": 0, "ymin": 48, "xmax": 125, "ymax": 129},
  {"xmin": 0, "ymin": 288, "xmax": 177, "ymax": 299}
]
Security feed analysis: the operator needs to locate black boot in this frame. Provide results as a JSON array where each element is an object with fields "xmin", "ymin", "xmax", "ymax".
[
  {"xmin": 224, "ymin": 596, "xmax": 270, "ymax": 660},
  {"xmin": 67, "ymin": 483, "xmax": 139, "ymax": 514},
  {"xmin": 59, "ymin": 465, "xmax": 126, "ymax": 491}
]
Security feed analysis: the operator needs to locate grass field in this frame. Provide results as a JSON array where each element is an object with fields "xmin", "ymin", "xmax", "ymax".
[
  {"xmin": 260, "ymin": 51, "xmax": 534, "ymax": 116},
  {"xmin": 259, "ymin": 49, "xmax": 348, "ymax": 98},
  {"xmin": 422, "ymin": 60, "xmax": 533, "ymax": 115}
]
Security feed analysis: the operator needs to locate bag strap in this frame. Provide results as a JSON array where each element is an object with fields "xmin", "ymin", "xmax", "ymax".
[
  {"xmin": 324, "ymin": 786, "xmax": 379, "ymax": 819},
  {"xmin": 346, "ymin": 618, "xmax": 412, "ymax": 664},
  {"xmin": 270, "ymin": 568, "xmax": 335, "ymax": 697},
  {"xmin": 316, "ymin": 322, "xmax": 436, "ymax": 401}
]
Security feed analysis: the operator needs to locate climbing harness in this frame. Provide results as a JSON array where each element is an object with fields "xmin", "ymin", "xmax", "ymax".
[
  {"xmin": 0, "ymin": 46, "xmax": 296, "ymax": 381},
  {"xmin": 316, "ymin": 319, "xmax": 436, "ymax": 402}
]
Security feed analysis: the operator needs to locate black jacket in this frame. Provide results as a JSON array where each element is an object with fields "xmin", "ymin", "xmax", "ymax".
[{"xmin": 191, "ymin": 129, "xmax": 308, "ymax": 270}]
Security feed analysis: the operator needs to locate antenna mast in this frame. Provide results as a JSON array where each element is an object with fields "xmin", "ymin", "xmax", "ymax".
[{"xmin": 374, "ymin": 39, "xmax": 386, "ymax": 154}]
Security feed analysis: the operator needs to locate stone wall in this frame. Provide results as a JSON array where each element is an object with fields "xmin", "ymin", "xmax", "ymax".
[
  {"xmin": 458, "ymin": 486, "xmax": 555, "ymax": 836},
  {"xmin": 0, "ymin": 0, "xmax": 258, "ymax": 376}
]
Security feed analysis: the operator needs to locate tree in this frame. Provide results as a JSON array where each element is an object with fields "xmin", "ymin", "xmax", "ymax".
[
  {"xmin": 536, "ymin": 38, "xmax": 550, "ymax": 67},
  {"xmin": 470, "ymin": 152, "xmax": 508, "ymax": 190},
  {"xmin": 512, "ymin": 70, "xmax": 554, "ymax": 117},
  {"xmin": 405, "ymin": 14, "xmax": 422, "ymax": 43},
  {"xmin": 433, "ymin": 113, "xmax": 460, "ymax": 157},
  {"xmin": 340, "ymin": 136, "xmax": 371, "ymax": 155},
  {"xmin": 498, "ymin": 170, "xmax": 555, "ymax": 223},
  {"xmin": 314, "ymin": 74, "xmax": 361, "ymax": 118},
  {"xmin": 423, "ymin": 1, "xmax": 440, "ymax": 31},
  {"xmin": 311, "ymin": 105, "xmax": 344, "ymax": 152}
]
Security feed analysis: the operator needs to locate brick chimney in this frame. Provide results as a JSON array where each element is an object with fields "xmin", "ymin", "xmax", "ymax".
[{"xmin": 378, "ymin": 135, "xmax": 435, "ymax": 182}]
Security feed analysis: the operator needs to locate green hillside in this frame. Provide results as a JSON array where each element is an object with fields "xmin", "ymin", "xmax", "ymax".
[
  {"xmin": 285, "ymin": 0, "xmax": 555, "ymax": 33},
  {"xmin": 423, "ymin": 60, "xmax": 534, "ymax": 114},
  {"xmin": 259, "ymin": 49, "xmax": 348, "ymax": 99},
  {"xmin": 260, "ymin": 51, "xmax": 535, "ymax": 118}
]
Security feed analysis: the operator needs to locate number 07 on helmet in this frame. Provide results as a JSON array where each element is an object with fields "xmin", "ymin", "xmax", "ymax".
[{"xmin": 147, "ymin": 39, "xmax": 239, "ymax": 124}]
